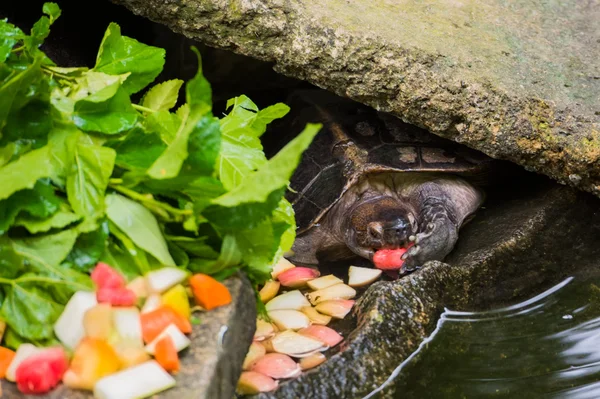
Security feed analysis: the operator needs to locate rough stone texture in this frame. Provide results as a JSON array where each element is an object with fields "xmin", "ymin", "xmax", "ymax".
[
  {"xmin": 0, "ymin": 274, "xmax": 256, "ymax": 399},
  {"xmin": 253, "ymin": 179, "xmax": 600, "ymax": 398},
  {"xmin": 109, "ymin": 0, "xmax": 600, "ymax": 198}
]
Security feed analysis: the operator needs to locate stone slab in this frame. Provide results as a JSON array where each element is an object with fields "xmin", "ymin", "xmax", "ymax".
[
  {"xmin": 0, "ymin": 274, "xmax": 256, "ymax": 399},
  {"xmin": 111, "ymin": 0, "xmax": 600, "ymax": 198}
]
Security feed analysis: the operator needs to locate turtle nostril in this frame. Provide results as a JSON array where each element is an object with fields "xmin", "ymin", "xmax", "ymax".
[{"xmin": 367, "ymin": 223, "xmax": 383, "ymax": 240}]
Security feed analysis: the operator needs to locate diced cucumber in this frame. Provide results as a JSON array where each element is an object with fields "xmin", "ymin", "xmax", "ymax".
[
  {"xmin": 146, "ymin": 268, "xmax": 188, "ymax": 294},
  {"xmin": 6, "ymin": 344, "xmax": 41, "ymax": 382},
  {"xmin": 145, "ymin": 324, "xmax": 191, "ymax": 355},
  {"xmin": 93, "ymin": 360, "xmax": 176, "ymax": 399},
  {"xmin": 113, "ymin": 307, "xmax": 143, "ymax": 347},
  {"xmin": 54, "ymin": 291, "xmax": 97, "ymax": 350}
]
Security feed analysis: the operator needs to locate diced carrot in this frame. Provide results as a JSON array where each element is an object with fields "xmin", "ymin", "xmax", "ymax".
[
  {"xmin": 140, "ymin": 306, "xmax": 191, "ymax": 343},
  {"xmin": 154, "ymin": 336, "xmax": 179, "ymax": 373},
  {"xmin": 0, "ymin": 347, "xmax": 16, "ymax": 379},
  {"xmin": 189, "ymin": 274, "xmax": 231, "ymax": 310}
]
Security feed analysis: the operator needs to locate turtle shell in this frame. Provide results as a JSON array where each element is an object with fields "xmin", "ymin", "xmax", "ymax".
[{"xmin": 264, "ymin": 90, "xmax": 495, "ymax": 234}]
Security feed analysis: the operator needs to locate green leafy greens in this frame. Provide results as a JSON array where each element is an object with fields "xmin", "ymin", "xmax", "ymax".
[{"xmin": 0, "ymin": 3, "xmax": 320, "ymax": 348}]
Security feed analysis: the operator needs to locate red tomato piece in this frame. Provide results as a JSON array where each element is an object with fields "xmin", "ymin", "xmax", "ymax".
[
  {"xmin": 372, "ymin": 248, "xmax": 408, "ymax": 270},
  {"xmin": 15, "ymin": 347, "xmax": 69, "ymax": 394},
  {"xmin": 91, "ymin": 262, "xmax": 126, "ymax": 289},
  {"xmin": 96, "ymin": 287, "xmax": 137, "ymax": 306}
]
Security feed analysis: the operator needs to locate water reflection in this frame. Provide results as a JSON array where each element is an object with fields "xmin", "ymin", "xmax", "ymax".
[{"xmin": 386, "ymin": 276, "xmax": 600, "ymax": 398}]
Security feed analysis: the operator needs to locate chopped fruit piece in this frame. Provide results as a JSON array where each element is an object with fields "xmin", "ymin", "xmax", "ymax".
[
  {"xmin": 113, "ymin": 307, "xmax": 143, "ymax": 347},
  {"xmin": 299, "ymin": 353, "xmax": 326, "ymax": 370},
  {"xmin": 154, "ymin": 336, "xmax": 180, "ymax": 373},
  {"xmin": 300, "ymin": 306, "xmax": 332, "ymax": 325},
  {"xmin": 146, "ymin": 268, "xmax": 189, "ymax": 294},
  {"xmin": 126, "ymin": 276, "xmax": 149, "ymax": 298},
  {"xmin": 277, "ymin": 267, "xmax": 320, "ymax": 288},
  {"xmin": 15, "ymin": 347, "xmax": 68, "ymax": 394},
  {"xmin": 94, "ymin": 361, "xmax": 176, "ymax": 399},
  {"xmin": 237, "ymin": 371, "xmax": 278, "ymax": 395},
  {"xmin": 97, "ymin": 287, "xmax": 137, "ymax": 307},
  {"xmin": 92, "ymin": 262, "xmax": 126, "ymax": 289},
  {"xmin": 0, "ymin": 347, "xmax": 16, "ymax": 379},
  {"xmin": 299, "ymin": 325, "xmax": 343, "ymax": 347},
  {"xmin": 84, "ymin": 303, "xmax": 113, "ymax": 340},
  {"xmin": 307, "ymin": 284, "xmax": 356, "ymax": 305},
  {"xmin": 145, "ymin": 324, "xmax": 191, "ymax": 355},
  {"xmin": 251, "ymin": 353, "xmax": 301, "ymax": 379},
  {"xmin": 161, "ymin": 284, "xmax": 191, "ymax": 319},
  {"xmin": 54, "ymin": 290, "xmax": 98, "ymax": 350},
  {"xmin": 259, "ymin": 281, "xmax": 281, "ymax": 303},
  {"xmin": 271, "ymin": 257, "xmax": 295, "ymax": 279},
  {"xmin": 254, "ymin": 319, "xmax": 277, "ymax": 341},
  {"xmin": 265, "ymin": 290, "xmax": 311, "ymax": 311},
  {"xmin": 141, "ymin": 294, "xmax": 162, "ymax": 314},
  {"xmin": 372, "ymin": 248, "xmax": 408, "ymax": 270},
  {"xmin": 112, "ymin": 341, "xmax": 150, "ymax": 369},
  {"xmin": 348, "ymin": 266, "xmax": 382, "ymax": 287},
  {"xmin": 189, "ymin": 273, "xmax": 232, "ymax": 310},
  {"xmin": 141, "ymin": 306, "xmax": 191, "ymax": 343},
  {"xmin": 315, "ymin": 300, "xmax": 355, "ymax": 319},
  {"xmin": 6, "ymin": 344, "xmax": 41, "ymax": 382},
  {"xmin": 62, "ymin": 338, "xmax": 121, "ymax": 390},
  {"xmin": 268, "ymin": 310, "xmax": 311, "ymax": 330},
  {"xmin": 243, "ymin": 342, "xmax": 266, "ymax": 370},
  {"xmin": 307, "ymin": 275, "xmax": 343, "ymax": 291},
  {"xmin": 270, "ymin": 330, "xmax": 325, "ymax": 357}
]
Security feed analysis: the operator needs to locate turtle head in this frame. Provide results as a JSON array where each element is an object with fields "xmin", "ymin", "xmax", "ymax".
[{"xmin": 345, "ymin": 196, "xmax": 417, "ymax": 260}]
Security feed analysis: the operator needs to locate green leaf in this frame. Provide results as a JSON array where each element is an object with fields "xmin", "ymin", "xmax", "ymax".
[
  {"xmin": 105, "ymin": 193, "xmax": 175, "ymax": 266},
  {"xmin": 67, "ymin": 142, "xmax": 116, "ymax": 219},
  {"xmin": 94, "ymin": 23, "xmax": 165, "ymax": 94},
  {"xmin": 47, "ymin": 123, "xmax": 79, "ymax": 188},
  {"xmin": 0, "ymin": 55, "xmax": 44, "ymax": 131},
  {"xmin": 99, "ymin": 240, "xmax": 142, "ymax": 281},
  {"xmin": 0, "ymin": 236, "xmax": 23, "ymax": 279},
  {"xmin": 0, "ymin": 179, "xmax": 60, "ymax": 234},
  {"xmin": 105, "ymin": 127, "xmax": 166, "ymax": 170},
  {"xmin": 15, "ymin": 203, "xmax": 81, "ymax": 234},
  {"xmin": 142, "ymin": 79, "xmax": 183, "ymax": 112},
  {"xmin": 0, "ymin": 20, "xmax": 23, "ymax": 63},
  {"xmin": 144, "ymin": 110, "xmax": 181, "ymax": 144},
  {"xmin": 1, "ymin": 100, "xmax": 52, "ymax": 148},
  {"xmin": 235, "ymin": 219, "xmax": 289, "ymax": 278},
  {"xmin": 64, "ymin": 219, "xmax": 109, "ymax": 272},
  {"xmin": 217, "ymin": 96, "xmax": 289, "ymax": 190},
  {"xmin": 186, "ymin": 47, "xmax": 212, "ymax": 115},
  {"xmin": 167, "ymin": 236, "xmax": 218, "ymax": 258},
  {"xmin": 205, "ymin": 123, "xmax": 321, "ymax": 229},
  {"xmin": 1, "ymin": 283, "xmax": 63, "ymax": 340},
  {"xmin": 273, "ymin": 198, "xmax": 296, "ymax": 253},
  {"xmin": 188, "ymin": 235, "xmax": 241, "ymax": 275},
  {"xmin": 42, "ymin": 3, "xmax": 61, "ymax": 24},
  {"xmin": 72, "ymin": 86, "xmax": 138, "ymax": 134},
  {"xmin": 0, "ymin": 146, "xmax": 53, "ymax": 201}
]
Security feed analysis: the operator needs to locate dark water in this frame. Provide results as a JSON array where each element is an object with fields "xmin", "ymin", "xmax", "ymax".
[{"xmin": 376, "ymin": 276, "xmax": 600, "ymax": 398}]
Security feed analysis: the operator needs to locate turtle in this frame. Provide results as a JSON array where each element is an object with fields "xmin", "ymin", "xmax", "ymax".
[{"xmin": 269, "ymin": 90, "xmax": 496, "ymax": 272}]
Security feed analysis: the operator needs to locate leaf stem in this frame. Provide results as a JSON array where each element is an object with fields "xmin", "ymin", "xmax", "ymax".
[
  {"xmin": 109, "ymin": 184, "xmax": 193, "ymax": 217},
  {"xmin": 132, "ymin": 104, "xmax": 155, "ymax": 113},
  {"xmin": 41, "ymin": 66, "xmax": 76, "ymax": 81}
]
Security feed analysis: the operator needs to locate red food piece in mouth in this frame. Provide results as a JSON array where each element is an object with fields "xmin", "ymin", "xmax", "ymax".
[{"xmin": 373, "ymin": 247, "xmax": 409, "ymax": 270}]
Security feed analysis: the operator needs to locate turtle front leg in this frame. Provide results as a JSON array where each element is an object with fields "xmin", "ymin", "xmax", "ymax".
[
  {"xmin": 400, "ymin": 178, "xmax": 482, "ymax": 271},
  {"xmin": 401, "ymin": 198, "xmax": 459, "ymax": 271}
]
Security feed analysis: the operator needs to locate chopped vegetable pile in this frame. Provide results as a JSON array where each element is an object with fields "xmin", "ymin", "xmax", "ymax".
[
  {"xmin": 238, "ymin": 260, "xmax": 383, "ymax": 395},
  {"xmin": 0, "ymin": 2, "xmax": 321, "ymax": 397}
]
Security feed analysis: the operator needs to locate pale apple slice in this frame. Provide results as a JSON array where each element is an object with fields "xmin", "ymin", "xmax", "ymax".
[
  {"xmin": 268, "ymin": 310, "xmax": 310, "ymax": 330},
  {"xmin": 277, "ymin": 267, "xmax": 320, "ymax": 288},
  {"xmin": 243, "ymin": 342, "xmax": 267, "ymax": 370},
  {"xmin": 254, "ymin": 319, "xmax": 277, "ymax": 341},
  {"xmin": 251, "ymin": 353, "xmax": 301, "ymax": 379},
  {"xmin": 306, "ymin": 275, "xmax": 343, "ymax": 291},
  {"xmin": 315, "ymin": 300, "xmax": 355, "ymax": 319},
  {"xmin": 299, "ymin": 353, "xmax": 326, "ymax": 370},
  {"xmin": 265, "ymin": 290, "xmax": 311, "ymax": 311},
  {"xmin": 307, "ymin": 284, "xmax": 356, "ymax": 305},
  {"xmin": 270, "ymin": 330, "xmax": 326, "ymax": 357},
  {"xmin": 299, "ymin": 325, "xmax": 343, "ymax": 347},
  {"xmin": 259, "ymin": 281, "xmax": 280, "ymax": 303},
  {"xmin": 237, "ymin": 371, "xmax": 278, "ymax": 395},
  {"xmin": 348, "ymin": 266, "xmax": 382, "ymax": 287},
  {"xmin": 271, "ymin": 257, "xmax": 295, "ymax": 279},
  {"xmin": 300, "ymin": 306, "xmax": 332, "ymax": 325}
]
